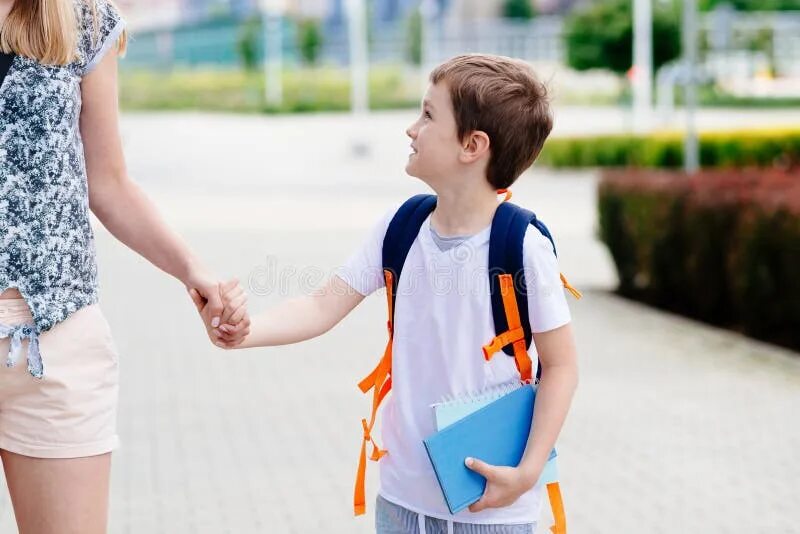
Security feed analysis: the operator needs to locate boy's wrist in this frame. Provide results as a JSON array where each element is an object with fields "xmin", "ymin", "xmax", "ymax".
[{"xmin": 518, "ymin": 458, "xmax": 545, "ymax": 489}]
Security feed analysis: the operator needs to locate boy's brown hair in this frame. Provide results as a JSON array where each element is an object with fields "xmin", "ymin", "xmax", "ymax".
[{"xmin": 430, "ymin": 54, "xmax": 553, "ymax": 190}]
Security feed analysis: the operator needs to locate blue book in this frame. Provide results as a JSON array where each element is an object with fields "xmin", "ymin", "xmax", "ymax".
[{"xmin": 423, "ymin": 384, "xmax": 556, "ymax": 515}]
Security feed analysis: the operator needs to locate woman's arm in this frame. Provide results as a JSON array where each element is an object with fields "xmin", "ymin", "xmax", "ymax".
[
  {"xmin": 80, "ymin": 46, "xmax": 226, "ymax": 331},
  {"xmin": 234, "ymin": 275, "xmax": 365, "ymax": 349}
]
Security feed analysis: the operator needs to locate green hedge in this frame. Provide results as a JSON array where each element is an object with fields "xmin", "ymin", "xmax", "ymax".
[
  {"xmin": 119, "ymin": 67, "xmax": 421, "ymax": 114},
  {"xmin": 540, "ymin": 129, "xmax": 800, "ymax": 169},
  {"xmin": 599, "ymin": 169, "xmax": 800, "ymax": 350}
]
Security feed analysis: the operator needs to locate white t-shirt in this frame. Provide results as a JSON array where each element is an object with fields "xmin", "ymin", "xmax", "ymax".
[{"xmin": 336, "ymin": 205, "xmax": 572, "ymax": 524}]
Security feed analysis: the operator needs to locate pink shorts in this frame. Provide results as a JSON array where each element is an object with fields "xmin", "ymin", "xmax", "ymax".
[{"xmin": 0, "ymin": 300, "xmax": 120, "ymax": 459}]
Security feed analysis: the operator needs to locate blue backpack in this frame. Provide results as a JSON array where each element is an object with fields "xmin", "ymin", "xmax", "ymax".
[
  {"xmin": 383, "ymin": 193, "xmax": 575, "ymax": 377},
  {"xmin": 354, "ymin": 193, "xmax": 580, "ymax": 533}
]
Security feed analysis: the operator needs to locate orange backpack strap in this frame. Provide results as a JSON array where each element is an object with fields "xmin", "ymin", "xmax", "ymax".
[
  {"xmin": 482, "ymin": 274, "xmax": 532, "ymax": 383},
  {"xmin": 483, "ymin": 274, "xmax": 567, "ymax": 534},
  {"xmin": 487, "ymin": 200, "xmax": 581, "ymax": 384},
  {"xmin": 547, "ymin": 482, "xmax": 567, "ymax": 534},
  {"xmin": 353, "ymin": 270, "xmax": 395, "ymax": 516},
  {"xmin": 560, "ymin": 273, "xmax": 582, "ymax": 300}
]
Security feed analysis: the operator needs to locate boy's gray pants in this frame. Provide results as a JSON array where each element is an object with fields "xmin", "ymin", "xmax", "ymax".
[{"xmin": 375, "ymin": 495, "xmax": 537, "ymax": 534}]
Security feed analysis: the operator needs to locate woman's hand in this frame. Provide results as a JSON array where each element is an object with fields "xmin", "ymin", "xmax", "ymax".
[
  {"xmin": 189, "ymin": 278, "xmax": 250, "ymax": 349},
  {"xmin": 216, "ymin": 279, "xmax": 251, "ymax": 348},
  {"xmin": 185, "ymin": 269, "xmax": 224, "ymax": 329}
]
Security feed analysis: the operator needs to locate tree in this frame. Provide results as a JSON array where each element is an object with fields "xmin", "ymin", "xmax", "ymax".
[
  {"xmin": 236, "ymin": 15, "xmax": 261, "ymax": 71},
  {"xmin": 297, "ymin": 19, "xmax": 323, "ymax": 66},
  {"xmin": 699, "ymin": 0, "xmax": 800, "ymax": 10},
  {"xmin": 503, "ymin": 0, "xmax": 535, "ymax": 20},
  {"xmin": 565, "ymin": 0, "xmax": 682, "ymax": 75},
  {"xmin": 406, "ymin": 9, "xmax": 423, "ymax": 66}
]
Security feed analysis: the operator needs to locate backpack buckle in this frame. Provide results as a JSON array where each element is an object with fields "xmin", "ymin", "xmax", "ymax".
[{"xmin": 482, "ymin": 327, "xmax": 525, "ymax": 361}]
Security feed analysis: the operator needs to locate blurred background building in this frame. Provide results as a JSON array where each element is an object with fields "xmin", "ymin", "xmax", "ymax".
[
  {"xmin": 118, "ymin": 0, "xmax": 583, "ymax": 28},
  {"xmin": 117, "ymin": 0, "xmax": 800, "ymax": 80}
]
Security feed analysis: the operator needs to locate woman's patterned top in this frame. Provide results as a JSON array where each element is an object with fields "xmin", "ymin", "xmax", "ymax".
[{"xmin": 0, "ymin": 0, "xmax": 125, "ymax": 346}]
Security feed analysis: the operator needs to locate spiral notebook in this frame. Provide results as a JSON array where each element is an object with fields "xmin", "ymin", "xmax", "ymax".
[{"xmin": 424, "ymin": 383, "xmax": 558, "ymax": 515}]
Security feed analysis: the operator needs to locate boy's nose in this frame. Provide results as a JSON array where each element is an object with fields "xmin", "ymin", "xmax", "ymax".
[{"xmin": 406, "ymin": 125, "xmax": 417, "ymax": 139}]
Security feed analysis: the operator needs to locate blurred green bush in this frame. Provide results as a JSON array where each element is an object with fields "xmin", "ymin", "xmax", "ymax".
[
  {"xmin": 235, "ymin": 15, "xmax": 261, "ymax": 71},
  {"xmin": 503, "ymin": 0, "xmax": 535, "ymax": 19},
  {"xmin": 564, "ymin": 0, "xmax": 681, "ymax": 75},
  {"xmin": 699, "ymin": 0, "xmax": 800, "ymax": 10},
  {"xmin": 119, "ymin": 66, "xmax": 421, "ymax": 114},
  {"xmin": 599, "ymin": 168, "xmax": 800, "ymax": 350},
  {"xmin": 405, "ymin": 10, "xmax": 423, "ymax": 66},
  {"xmin": 540, "ymin": 129, "xmax": 800, "ymax": 169},
  {"xmin": 297, "ymin": 19, "xmax": 323, "ymax": 66}
]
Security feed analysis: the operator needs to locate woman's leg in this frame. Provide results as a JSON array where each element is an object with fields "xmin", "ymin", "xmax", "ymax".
[{"xmin": 1, "ymin": 450, "xmax": 111, "ymax": 534}]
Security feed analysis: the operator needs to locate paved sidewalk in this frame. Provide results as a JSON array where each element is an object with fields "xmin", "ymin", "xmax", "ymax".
[{"xmin": 1, "ymin": 112, "xmax": 799, "ymax": 533}]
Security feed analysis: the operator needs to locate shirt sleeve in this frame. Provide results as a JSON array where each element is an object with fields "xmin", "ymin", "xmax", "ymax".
[
  {"xmin": 77, "ymin": 0, "xmax": 126, "ymax": 76},
  {"xmin": 523, "ymin": 227, "xmax": 572, "ymax": 333},
  {"xmin": 335, "ymin": 207, "xmax": 398, "ymax": 297}
]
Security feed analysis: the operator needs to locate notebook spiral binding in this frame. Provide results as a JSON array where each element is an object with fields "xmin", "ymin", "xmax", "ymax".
[{"xmin": 431, "ymin": 380, "xmax": 524, "ymax": 410}]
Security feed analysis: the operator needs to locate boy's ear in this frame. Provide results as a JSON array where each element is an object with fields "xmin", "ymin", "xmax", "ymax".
[{"xmin": 460, "ymin": 130, "xmax": 491, "ymax": 164}]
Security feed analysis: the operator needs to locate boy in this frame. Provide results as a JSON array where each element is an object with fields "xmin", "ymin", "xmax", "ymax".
[{"xmin": 208, "ymin": 54, "xmax": 579, "ymax": 533}]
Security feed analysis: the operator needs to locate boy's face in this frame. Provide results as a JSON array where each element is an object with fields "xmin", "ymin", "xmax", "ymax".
[{"xmin": 405, "ymin": 83, "xmax": 464, "ymax": 184}]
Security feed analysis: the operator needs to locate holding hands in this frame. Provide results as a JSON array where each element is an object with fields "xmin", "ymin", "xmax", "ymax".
[{"xmin": 189, "ymin": 277, "xmax": 251, "ymax": 349}]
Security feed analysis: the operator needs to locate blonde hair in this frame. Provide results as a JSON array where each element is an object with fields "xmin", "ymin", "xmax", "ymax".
[{"xmin": 0, "ymin": 0, "xmax": 126, "ymax": 66}]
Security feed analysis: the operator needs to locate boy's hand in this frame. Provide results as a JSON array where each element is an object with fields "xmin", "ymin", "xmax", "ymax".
[
  {"xmin": 216, "ymin": 278, "xmax": 250, "ymax": 348},
  {"xmin": 189, "ymin": 278, "xmax": 250, "ymax": 349},
  {"xmin": 464, "ymin": 457, "xmax": 537, "ymax": 513}
]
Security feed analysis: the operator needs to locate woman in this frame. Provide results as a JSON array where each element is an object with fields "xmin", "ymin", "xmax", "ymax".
[{"xmin": 0, "ymin": 1, "xmax": 250, "ymax": 532}]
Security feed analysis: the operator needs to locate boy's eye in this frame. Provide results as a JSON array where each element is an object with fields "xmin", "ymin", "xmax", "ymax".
[{"xmin": 424, "ymin": 111, "xmax": 432, "ymax": 119}]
